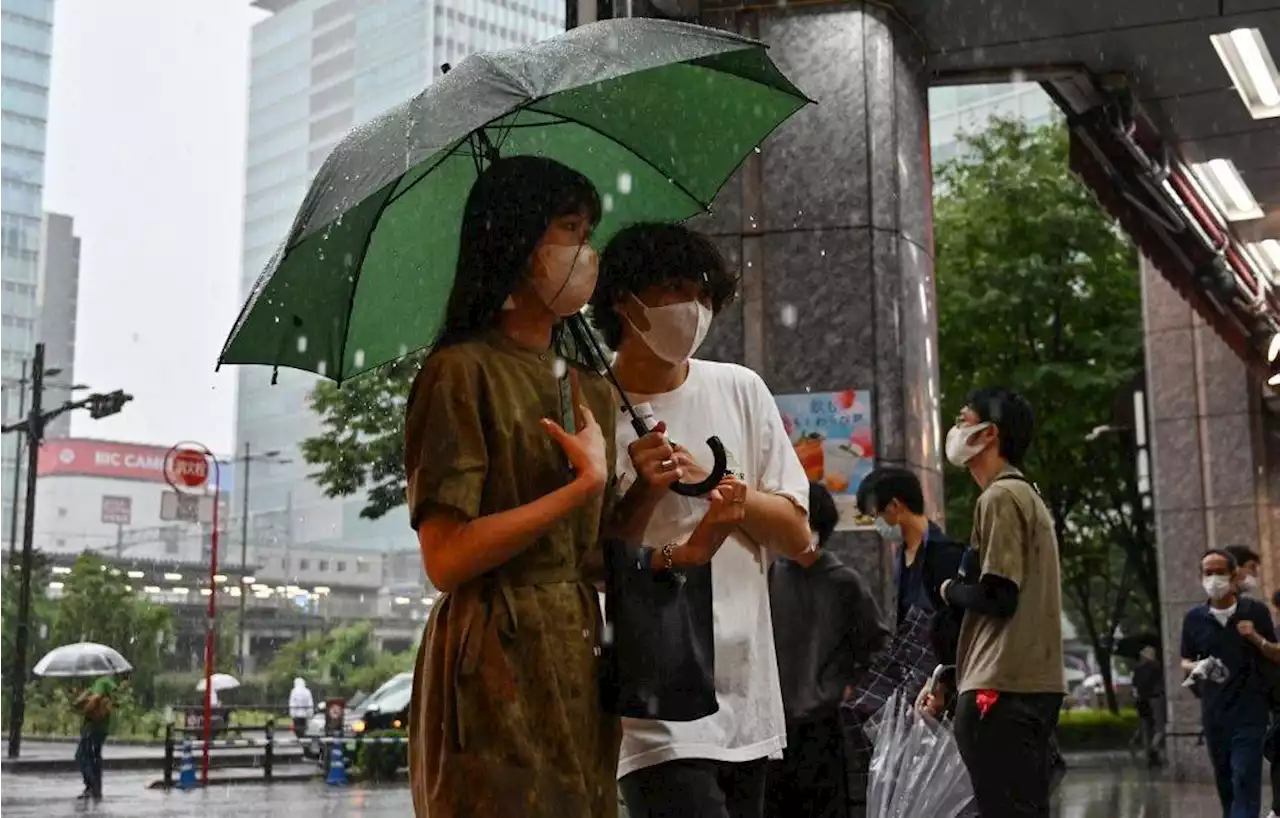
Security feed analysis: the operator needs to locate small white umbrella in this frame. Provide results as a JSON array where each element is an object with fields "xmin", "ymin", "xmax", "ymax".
[
  {"xmin": 33, "ymin": 642, "xmax": 132, "ymax": 678},
  {"xmin": 195, "ymin": 673, "xmax": 240, "ymax": 692}
]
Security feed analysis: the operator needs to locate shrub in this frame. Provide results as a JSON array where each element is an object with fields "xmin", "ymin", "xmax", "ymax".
[
  {"xmin": 1056, "ymin": 707, "xmax": 1139, "ymax": 751},
  {"xmin": 356, "ymin": 728, "xmax": 408, "ymax": 780}
]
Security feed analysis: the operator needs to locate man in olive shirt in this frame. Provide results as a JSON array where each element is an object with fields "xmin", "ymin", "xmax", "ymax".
[{"xmin": 938, "ymin": 387, "xmax": 1066, "ymax": 817}]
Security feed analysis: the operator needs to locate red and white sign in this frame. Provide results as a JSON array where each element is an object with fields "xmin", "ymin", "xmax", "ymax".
[
  {"xmin": 166, "ymin": 449, "xmax": 210, "ymax": 490},
  {"xmin": 38, "ymin": 439, "xmax": 175, "ymax": 483},
  {"xmin": 100, "ymin": 495, "xmax": 132, "ymax": 525}
]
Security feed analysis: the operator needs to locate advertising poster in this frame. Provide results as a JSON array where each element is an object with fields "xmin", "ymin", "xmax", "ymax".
[{"xmin": 774, "ymin": 390, "xmax": 875, "ymax": 530}]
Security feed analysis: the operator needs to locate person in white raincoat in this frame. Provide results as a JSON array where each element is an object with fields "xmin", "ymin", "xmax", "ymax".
[{"xmin": 289, "ymin": 678, "xmax": 315, "ymax": 737}]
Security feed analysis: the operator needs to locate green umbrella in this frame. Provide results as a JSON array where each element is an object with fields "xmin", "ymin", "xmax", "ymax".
[{"xmin": 219, "ymin": 17, "xmax": 811, "ymax": 384}]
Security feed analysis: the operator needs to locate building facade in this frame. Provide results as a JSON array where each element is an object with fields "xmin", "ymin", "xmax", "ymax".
[
  {"xmin": 36, "ymin": 211, "xmax": 78, "ymax": 437},
  {"xmin": 237, "ymin": 0, "xmax": 565, "ymax": 558},
  {"xmin": 1, "ymin": 0, "xmax": 56, "ymax": 547}
]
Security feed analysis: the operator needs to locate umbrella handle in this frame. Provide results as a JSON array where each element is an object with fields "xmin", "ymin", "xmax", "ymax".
[{"xmin": 627, "ymin": 416, "xmax": 728, "ymax": 497}]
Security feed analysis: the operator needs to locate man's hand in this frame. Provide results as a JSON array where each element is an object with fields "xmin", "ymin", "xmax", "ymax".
[
  {"xmin": 627, "ymin": 422, "xmax": 684, "ymax": 496},
  {"xmin": 1239, "ymin": 620, "xmax": 1264, "ymax": 646},
  {"xmin": 915, "ymin": 681, "xmax": 947, "ymax": 718}
]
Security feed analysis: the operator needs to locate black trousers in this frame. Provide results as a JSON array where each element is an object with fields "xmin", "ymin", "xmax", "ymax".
[
  {"xmin": 764, "ymin": 713, "xmax": 847, "ymax": 818},
  {"xmin": 75, "ymin": 726, "xmax": 106, "ymax": 796},
  {"xmin": 953, "ymin": 690, "xmax": 1063, "ymax": 818},
  {"xmin": 620, "ymin": 758, "xmax": 769, "ymax": 818}
]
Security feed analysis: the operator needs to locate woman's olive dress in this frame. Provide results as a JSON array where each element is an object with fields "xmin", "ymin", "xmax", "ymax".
[{"xmin": 404, "ymin": 332, "xmax": 620, "ymax": 818}]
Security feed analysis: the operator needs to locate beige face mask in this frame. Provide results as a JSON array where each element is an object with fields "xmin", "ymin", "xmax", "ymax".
[
  {"xmin": 531, "ymin": 243, "xmax": 598, "ymax": 317},
  {"xmin": 944, "ymin": 422, "xmax": 991, "ymax": 467}
]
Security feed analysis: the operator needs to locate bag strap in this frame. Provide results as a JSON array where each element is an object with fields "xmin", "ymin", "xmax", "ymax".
[{"xmin": 993, "ymin": 473, "xmax": 1042, "ymax": 496}]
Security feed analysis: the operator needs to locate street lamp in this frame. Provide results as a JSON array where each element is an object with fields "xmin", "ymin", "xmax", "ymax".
[
  {"xmin": 234, "ymin": 444, "xmax": 292, "ymax": 674},
  {"xmin": 4, "ymin": 364, "xmax": 80, "ymax": 560}
]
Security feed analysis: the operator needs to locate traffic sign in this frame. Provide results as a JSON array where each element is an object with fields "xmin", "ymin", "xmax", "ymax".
[
  {"xmin": 166, "ymin": 449, "xmax": 209, "ymax": 490},
  {"xmin": 100, "ymin": 496, "xmax": 132, "ymax": 525},
  {"xmin": 160, "ymin": 491, "xmax": 217, "ymax": 524}
]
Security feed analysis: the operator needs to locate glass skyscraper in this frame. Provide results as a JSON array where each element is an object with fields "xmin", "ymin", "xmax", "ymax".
[
  {"xmin": 2, "ymin": 0, "xmax": 56, "ymax": 547},
  {"xmin": 928, "ymin": 82, "xmax": 1057, "ymax": 166},
  {"xmin": 238, "ymin": 0, "xmax": 565, "ymax": 554}
]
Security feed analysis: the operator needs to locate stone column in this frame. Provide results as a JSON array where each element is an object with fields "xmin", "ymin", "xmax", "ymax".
[
  {"xmin": 1141, "ymin": 254, "xmax": 1273, "ymax": 781},
  {"xmin": 656, "ymin": 1, "xmax": 940, "ymax": 603}
]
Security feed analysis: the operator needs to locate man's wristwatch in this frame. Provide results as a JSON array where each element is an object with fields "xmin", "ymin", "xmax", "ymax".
[{"xmin": 661, "ymin": 542, "xmax": 678, "ymax": 572}]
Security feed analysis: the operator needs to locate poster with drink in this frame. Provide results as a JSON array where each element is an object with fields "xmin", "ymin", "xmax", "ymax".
[{"xmin": 774, "ymin": 390, "xmax": 875, "ymax": 530}]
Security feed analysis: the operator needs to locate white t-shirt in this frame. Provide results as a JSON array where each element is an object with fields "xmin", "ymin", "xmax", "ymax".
[{"xmin": 614, "ymin": 359, "xmax": 810, "ymax": 778}]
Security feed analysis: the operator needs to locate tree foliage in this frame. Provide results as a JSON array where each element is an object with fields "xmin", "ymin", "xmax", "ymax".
[
  {"xmin": 934, "ymin": 117, "xmax": 1155, "ymax": 710},
  {"xmin": 50, "ymin": 553, "xmax": 175, "ymax": 704},
  {"xmin": 263, "ymin": 622, "xmax": 414, "ymax": 697},
  {"xmin": 302, "ymin": 352, "xmax": 423, "ymax": 520}
]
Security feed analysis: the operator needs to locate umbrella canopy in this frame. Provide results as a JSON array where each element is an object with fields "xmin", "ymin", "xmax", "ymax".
[
  {"xmin": 196, "ymin": 673, "xmax": 240, "ymax": 692},
  {"xmin": 220, "ymin": 17, "xmax": 810, "ymax": 383},
  {"xmin": 33, "ymin": 642, "xmax": 132, "ymax": 678}
]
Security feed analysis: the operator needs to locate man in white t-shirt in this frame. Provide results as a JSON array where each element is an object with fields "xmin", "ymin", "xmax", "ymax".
[{"xmin": 592, "ymin": 223, "xmax": 812, "ymax": 818}]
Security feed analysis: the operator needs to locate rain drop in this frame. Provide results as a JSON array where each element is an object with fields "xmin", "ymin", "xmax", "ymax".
[
  {"xmin": 780, "ymin": 304, "xmax": 798, "ymax": 328},
  {"xmin": 343, "ymin": 253, "xmax": 355, "ymax": 269},
  {"xmin": 553, "ymin": 357, "xmax": 567, "ymax": 378},
  {"xmin": 353, "ymin": 349, "xmax": 366, "ymax": 368},
  {"xmin": 602, "ymin": 193, "xmax": 615, "ymax": 213},
  {"xmin": 296, "ymin": 336, "xmax": 308, "ymax": 354},
  {"xmin": 317, "ymin": 360, "xmax": 328, "ymax": 377},
  {"xmin": 617, "ymin": 171, "xmax": 633, "ymax": 195}
]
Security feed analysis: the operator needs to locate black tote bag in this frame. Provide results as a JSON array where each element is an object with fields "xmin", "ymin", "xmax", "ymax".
[{"xmin": 598, "ymin": 538, "xmax": 718, "ymax": 722}]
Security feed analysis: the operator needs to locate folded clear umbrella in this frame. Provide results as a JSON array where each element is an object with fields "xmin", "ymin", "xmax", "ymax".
[
  {"xmin": 866, "ymin": 687, "xmax": 976, "ymax": 818},
  {"xmin": 33, "ymin": 642, "xmax": 132, "ymax": 678}
]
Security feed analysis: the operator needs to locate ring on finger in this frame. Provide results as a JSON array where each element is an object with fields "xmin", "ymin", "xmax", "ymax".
[{"xmin": 660, "ymin": 459, "xmax": 676, "ymax": 471}]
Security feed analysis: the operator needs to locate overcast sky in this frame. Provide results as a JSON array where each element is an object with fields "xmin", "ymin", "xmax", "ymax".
[{"xmin": 45, "ymin": 1, "xmax": 266, "ymax": 455}]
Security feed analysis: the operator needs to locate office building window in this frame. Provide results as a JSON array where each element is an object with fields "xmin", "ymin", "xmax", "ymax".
[
  {"xmin": 319, "ymin": 559, "xmax": 329, "ymax": 571},
  {"xmin": 357, "ymin": 561, "xmax": 370, "ymax": 574},
  {"xmin": 299, "ymin": 559, "xmax": 310, "ymax": 570},
  {"xmin": 336, "ymin": 560, "xmax": 346, "ymax": 572}
]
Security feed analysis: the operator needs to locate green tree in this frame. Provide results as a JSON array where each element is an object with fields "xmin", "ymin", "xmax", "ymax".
[
  {"xmin": 1, "ymin": 553, "xmax": 55, "ymax": 688},
  {"xmin": 263, "ymin": 622, "xmax": 413, "ymax": 698},
  {"xmin": 302, "ymin": 352, "xmax": 423, "ymax": 520},
  {"xmin": 50, "ymin": 553, "xmax": 174, "ymax": 705},
  {"xmin": 934, "ymin": 117, "xmax": 1154, "ymax": 711}
]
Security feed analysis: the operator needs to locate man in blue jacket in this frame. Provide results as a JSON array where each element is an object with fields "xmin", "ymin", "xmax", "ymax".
[{"xmin": 1181, "ymin": 548, "xmax": 1277, "ymax": 818}]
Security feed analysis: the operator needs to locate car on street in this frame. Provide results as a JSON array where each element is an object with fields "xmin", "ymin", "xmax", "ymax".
[{"xmin": 302, "ymin": 673, "xmax": 413, "ymax": 761}]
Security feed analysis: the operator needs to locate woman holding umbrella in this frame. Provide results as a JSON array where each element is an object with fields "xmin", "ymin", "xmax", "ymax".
[{"xmin": 405, "ymin": 156, "xmax": 736, "ymax": 818}]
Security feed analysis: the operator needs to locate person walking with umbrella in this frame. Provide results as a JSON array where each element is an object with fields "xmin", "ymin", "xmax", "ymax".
[{"xmin": 72, "ymin": 671, "xmax": 128, "ymax": 801}]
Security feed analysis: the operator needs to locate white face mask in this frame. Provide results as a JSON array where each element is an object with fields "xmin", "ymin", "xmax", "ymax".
[
  {"xmin": 531, "ymin": 243, "xmax": 598, "ymax": 317},
  {"xmin": 1241, "ymin": 575, "xmax": 1259, "ymax": 595},
  {"xmin": 945, "ymin": 422, "xmax": 992, "ymax": 467},
  {"xmin": 875, "ymin": 517, "xmax": 903, "ymax": 543},
  {"xmin": 1202, "ymin": 575, "xmax": 1233, "ymax": 602},
  {"xmin": 626, "ymin": 294, "xmax": 713, "ymax": 365}
]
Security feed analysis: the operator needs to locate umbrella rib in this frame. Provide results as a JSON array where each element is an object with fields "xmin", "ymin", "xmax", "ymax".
[{"xmin": 525, "ymin": 105, "xmax": 713, "ymax": 213}]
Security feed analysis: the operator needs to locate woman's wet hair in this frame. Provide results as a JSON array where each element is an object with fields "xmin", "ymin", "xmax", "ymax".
[
  {"xmin": 432, "ymin": 155, "xmax": 601, "ymax": 351},
  {"xmin": 590, "ymin": 222, "xmax": 739, "ymax": 350}
]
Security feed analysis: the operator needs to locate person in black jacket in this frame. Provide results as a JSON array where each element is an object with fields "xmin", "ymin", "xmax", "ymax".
[
  {"xmin": 765, "ymin": 482, "xmax": 889, "ymax": 818},
  {"xmin": 856, "ymin": 466, "xmax": 967, "ymax": 710}
]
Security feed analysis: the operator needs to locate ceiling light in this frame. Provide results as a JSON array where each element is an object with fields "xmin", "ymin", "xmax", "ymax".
[
  {"xmin": 163, "ymin": 572, "xmax": 183, "ymax": 582},
  {"xmin": 1254, "ymin": 239, "xmax": 1280, "ymax": 277},
  {"xmin": 1211, "ymin": 27, "xmax": 1280, "ymax": 119},
  {"xmin": 394, "ymin": 596, "xmax": 410, "ymax": 605},
  {"xmin": 213, "ymin": 574, "xmax": 227, "ymax": 584},
  {"xmin": 251, "ymin": 583, "xmax": 269, "ymax": 592},
  {"xmin": 143, "ymin": 585, "xmax": 162, "ymax": 594},
  {"xmin": 49, "ymin": 581, "xmax": 64, "ymax": 590},
  {"xmin": 171, "ymin": 587, "xmax": 189, "ymax": 594},
  {"xmin": 241, "ymin": 575, "xmax": 256, "ymax": 584},
  {"xmin": 51, "ymin": 566, "xmax": 71, "ymax": 575},
  {"xmin": 313, "ymin": 585, "xmax": 330, "ymax": 595},
  {"xmin": 1192, "ymin": 159, "xmax": 1263, "ymax": 221},
  {"xmin": 127, "ymin": 570, "xmax": 145, "ymax": 579},
  {"xmin": 200, "ymin": 588, "xmax": 213, "ymax": 596},
  {"xmin": 229, "ymin": 587, "xmax": 242, "ymax": 597}
]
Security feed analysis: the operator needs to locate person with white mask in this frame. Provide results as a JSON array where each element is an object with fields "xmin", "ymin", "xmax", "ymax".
[
  {"xmin": 934, "ymin": 387, "xmax": 1066, "ymax": 818},
  {"xmin": 1225, "ymin": 544, "xmax": 1262, "ymax": 598},
  {"xmin": 1180, "ymin": 548, "xmax": 1276, "ymax": 818},
  {"xmin": 591, "ymin": 222, "xmax": 812, "ymax": 818}
]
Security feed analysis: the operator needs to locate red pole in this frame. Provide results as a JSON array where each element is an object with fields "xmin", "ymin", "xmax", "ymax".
[{"xmin": 200, "ymin": 454, "xmax": 221, "ymax": 785}]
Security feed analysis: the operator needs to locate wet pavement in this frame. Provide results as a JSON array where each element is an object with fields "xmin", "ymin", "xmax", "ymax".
[{"xmin": 0, "ymin": 765, "xmax": 1258, "ymax": 816}]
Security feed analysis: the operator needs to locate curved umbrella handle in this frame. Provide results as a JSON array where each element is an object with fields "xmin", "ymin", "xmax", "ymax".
[
  {"xmin": 668, "ymin": 436, "xmax": 729, "ymax": 497},
  {"xmin": 627, "ymin": 414, "xmax": 728, "ymax": 497}
]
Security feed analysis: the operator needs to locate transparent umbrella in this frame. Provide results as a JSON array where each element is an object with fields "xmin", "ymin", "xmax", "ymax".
[
  {"xmin": 195, "ymin": 673, "xmax": 240, "ymax": 692},
  {"xmin": 33, "ymin": 642, "xmax": 132, "ymax": 678}
]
